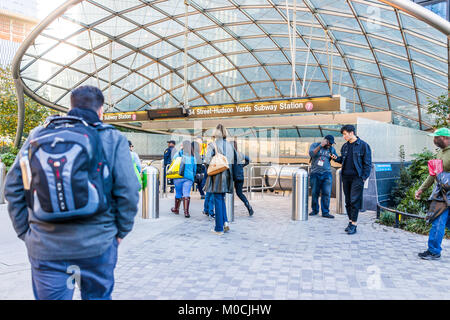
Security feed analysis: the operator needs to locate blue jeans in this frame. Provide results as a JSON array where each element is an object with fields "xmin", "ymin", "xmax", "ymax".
[
  {"xmin": 204, "ymin": 192, "xmax": 215, "ymax": 216},
  {"xmin": 214, "ymin": 193, "xmax": 228, "ymax": 232},
  {"xmin": 28, "ymin": 238, "xmax": 118, "ymax": 300},
  {"xmin": 310, "ymin": 172, "xmax": 332, "ymax": 215},
  {"xmin": 428, "ymin": 208, "xmax": 450, "ymax": 255},
  {"xmin": 174, "ymin": 178, "xmax": 193, "ymax": 198}
]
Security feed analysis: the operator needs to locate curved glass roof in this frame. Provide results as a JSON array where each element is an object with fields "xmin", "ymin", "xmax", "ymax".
[{"xmin": 15, "ymin": 0, "xmax": 450, "ymax": 130}]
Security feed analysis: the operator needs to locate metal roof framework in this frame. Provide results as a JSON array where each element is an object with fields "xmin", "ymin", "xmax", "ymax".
[{"xmin": 11, "ymin": 0, "xmax": 450, "ymax": 146}]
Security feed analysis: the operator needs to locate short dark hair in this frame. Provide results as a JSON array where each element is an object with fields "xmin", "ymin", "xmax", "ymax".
[
  {"xmin": 128, "ymin": 140, "xmax": 133, "ymax": 147},
  {"xmin": 70, "ymin": 85, "xmax": 104, "ymax": 112},
  {"xmin": 340, "ymin": 124, "xmax": 356, "ymax": 135}
]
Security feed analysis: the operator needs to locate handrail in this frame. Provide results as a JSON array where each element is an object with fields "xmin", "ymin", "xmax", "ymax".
[{"xmin": 376, "ymin": 202, "xmax": 425, "ymax": 228}]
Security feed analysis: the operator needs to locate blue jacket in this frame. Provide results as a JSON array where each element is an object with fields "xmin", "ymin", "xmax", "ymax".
[
  {"xmin": 233, "ymin": 153, "xmax": 250, "ymax": 181},
  {"xmin": 335, "ymin": 137, "xmax": 372, "ymax": 180},
  {"xmin": 4, "ymin": 108, "xmax": 140, "ymax": 261},
  {"xmin": 173, "ymin": 150, "xmax": 196, "ymax": 182},
  {"xmin": 164, "ymin": 146, "xmax": 176, "ymax": 166}
]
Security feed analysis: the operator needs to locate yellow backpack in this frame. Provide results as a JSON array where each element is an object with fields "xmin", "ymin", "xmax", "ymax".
[{"xmin": 166, "ymin": 157, "xmax": 184, "ymax": 179}]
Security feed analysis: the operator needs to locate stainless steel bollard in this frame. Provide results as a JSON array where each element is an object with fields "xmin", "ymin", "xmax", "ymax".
[
  {"xmin": 0, "ymin": 161, "xmax": 5, "ymax": 204},
  {"xmin": 142, "ymin": 166, "xmax": 159, "ymax": 219},
  {"xmin": 336, "ymin": 168, "xmax": 345, "ymax": 215},
  {"xmin": 292, "ymin": 169, "xmax": 308, "ymax": 221},
  {"xmin": 226, "ymin": 193, "xmax": 234, "ymax": 222}
]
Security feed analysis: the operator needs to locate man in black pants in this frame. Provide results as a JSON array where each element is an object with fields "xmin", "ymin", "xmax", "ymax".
[{"xmin": 333, "ymin": 125, "xmax": 372, "ymax": 235}]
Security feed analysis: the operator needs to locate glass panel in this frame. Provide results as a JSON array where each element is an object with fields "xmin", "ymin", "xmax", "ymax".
[
  {"xmin": 66, "ymin": 30, "xmax": 109, "ymax": 51},
  {"xmin": 229, "ymin": 84, "xmax": 256, "ymax": 101},
  {"xmin": 143, "ymin": 41, "xmax": 180, "ymax": 58},
  {"xmin": 359, "ymin": 89, "xmax": 389, "ymax": 109},
  {"xmin": 244, "ymin": 8, "xmax": 284, "ymax": 20},
  {"xmin": 332, "ymin": 31, "xmax": 367, "ymax": 46},
  {"xmin": 115, "ymin": 72, "xmax": 148, "ymax": 91},
  {"xmin": 375, "ymin": 51, "xmax": 410, "ymax": 71},
  {"xmin": 251, "ymin": 82, "xmax": 279, "ymax": 98},
  {"xmin": 352, "ymin": 2, "xmax": 398, "ymax": 27},
  {"xmin": 409, "ymin": 49, "xmax": 447, "ymax": 73},
  {"xmin": 120, "ymin": 29, "xmax": 159, "ymax": 48},
  {"xmin": 95, "ymin": 16, "xmax": 138, "ymax": 37},
  {"xmin": 42, "ymin": 18, "xmax": 83, "ymax": 39},
  {"xmin": 305, "ymin": 81, "xmax": 331, "ymax": 96},
  {"xmin": 192, "ymin": 76, "xmax": 223, "ymax": 92},
  {"xmin": 122, "ymin": 6, "xmax": 166, "ymax": 25},
  {"xmin": 228, "ymin": 23, "xmax": 266, "ymax": 37},
  {"xmin": 190, "ymin": 12, "xmax": 221, "ymax": 28},
  {"xmin": 243, "ymin": 37, "xmax": 279, "ymax": 50},
  {"xmin": 240, "ymin": 67, "xmax": 270, "ymax": 81},
  {"xmin": 416, "ymin": 77, "xmax": 447, "ymax": 98},
  {"xmin": 400, "ymin": 12, "xmax": 447, "ymax": 42},
  {"xmin": 216, "ymin": 70, "xmax": 246, "ymax": 87},
  {"xmin": 380, "ymin": 65, "xmax": 413, "ymax": 86},
  {"xmin": 389, "ymin": 97, "xmax": 419, "ymax": 120},
  {"xmin": 201, "ymin": 57, "xmax": 234, "ymax": 73},
  {"xmin": 208, "ymin": 8, "xmax": 250, "ymax": 23},
  {"xmin": 348, "ymin": 58, "xmax": 379, "ymax": 76},
  {"xmin": 47, "ymin": 68, "xmax": 88, "ymax": 89},
  {"xmin": 117, "ymin": 53, "xmax": 150, "ymax": 70},
  {"xmin": 319, "ymin": 14, "xmax": 360, "ymax": 30},
  {"xmin": 22, "ymin": 60, "xmax": 63, "ymax": 83},
  {"xmin": 385, "ymin": 80, "xmax": 416, "ymax": 104},
  {"xmin": 412, "ymin": 63, "xmax": 447, "ymax": 85},
  {"xmin": 186, "ymin": 44, "xmax": 221, "ymax": 60},
  {"xmin": 405, "ymin": 33, "xmax": 447, "ymax": 59},
  {"xmin": 340, "ymin": 44, "xmax": 374, "ymax": 61},
  {"xmin": 71, "ymin": 53, "xmax": 110, "ymax": 75},
  {"xmin": 213, "ymin": 40, "xmax": 246, "ymax": 53},
  {"xmin": 228, "ymin": 53, "xmax": 259, "ymax": 66},
  {"xmin": 97, "ymin": 63, "xmax": 131, "ymax": 82},
  {"xmin": 310, "ymin": 0, "xmax": 353, "ymax": 14},
  {"xmin": 392, "ymin": 114, "xmax": 420, "ymax": 130},
  {"xmin": 65, "ymin": 1, "xmax": 111, "ymax": 25},
  {"xmin": 254, "ymin": 50, "xmax": 288, "ymax": 64},
  {"xmin": 139, "ymin": 63, "xmax": 170, "ymax": 80},
  {"xmin": 370, "ymin": 37, "xmax": 406, "ymax": 57},
  {"xmin": 116, "ymin": 94, "xmax": 146, "ymax": 112},
  {"xmin": 205, "ymin": 89, "xmax": 233, "ymax": 105},
  {"xmin": 353, "ymin": 73, "xmax": 384, "ymax": 92},
  {"xmin": 40, "ymin": 43, "xmax": 85, "ymax": 66}
]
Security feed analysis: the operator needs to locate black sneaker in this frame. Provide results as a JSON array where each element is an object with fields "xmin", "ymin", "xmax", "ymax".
[
  {"xmin": 322, "ymin": 214, "xmax": 335, "ymax": 219},
  {"xmin": 418, "ymin": 250, "xmax": 441, "ymax": 260},
  {"xmin": 347, "ymin": 224, "xmax": 357, "ymax": 235},
  {"xmin": 309, "ymin": 211, "xmax": 318, "ymax": 216},
  {"xmin": 345, "ymin": 222, "xmax": 352, "ymax": 232}
]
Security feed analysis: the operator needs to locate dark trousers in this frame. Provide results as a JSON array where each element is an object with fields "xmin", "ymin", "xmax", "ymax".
[
  {"xmin": 342, "ymin": 175, "xmax": 365, "ymax": 222},
  {"xmin": 310, "ymin": 172, "xmax": 332, "ymax": 215},
  {"xmin": 28, "ymin": 239, "xmax": 118, "ymax": 300},
  {"xmin": 234, "ymin": 180, "xmax": 249, "ymax": 206},
  {"xmin": 163, "ymin": 165, "xmax": 174, "ymax": 193}
]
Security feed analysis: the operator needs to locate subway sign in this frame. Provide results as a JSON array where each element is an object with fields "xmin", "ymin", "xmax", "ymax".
[{"xmin": 102, "ymin": 95, "xmax": 345, "ymax": 123}]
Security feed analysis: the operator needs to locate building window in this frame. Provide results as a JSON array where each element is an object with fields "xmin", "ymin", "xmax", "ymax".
[{"xmin": 423, "ymin": 1, "xmax": 448, "ymax": 20}]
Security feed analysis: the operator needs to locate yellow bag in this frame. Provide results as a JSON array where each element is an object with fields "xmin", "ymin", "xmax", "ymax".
[
  {"xmin": 207, "ymin": 142, "xmax": 229, "ymax": 176},
  {"xmin": 167, "ymin": 157, "xmax": 184, "ymax": 179}
]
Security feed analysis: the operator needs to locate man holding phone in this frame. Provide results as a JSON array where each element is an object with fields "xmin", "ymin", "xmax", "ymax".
[{"xmin": 309, "ymin": 135, "xmax": 339, "ymax": 219}]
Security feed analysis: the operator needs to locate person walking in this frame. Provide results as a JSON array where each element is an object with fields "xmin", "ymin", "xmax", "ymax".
[
  {"xmin": 415, "ymin": 128, "xmax": 450, "ymax": 260},
  {"xmin": 309, "ymin": 135, "xmax": 339, "ymax": 219},
  {"xmin": 128, "ymin": 140, "xmax": 141, "ymax": 173},
  {"xmin": 4, "ymin": 85, "xmax": 140, "ymax": 300},
  {"xmin": 192, "ymin": 140, "xmax": 206, "ymax": 199},
  {"xmin": 233, "ymin": 140, "xmax": 253, "ymax": 216},
  {"xmin": 204, "ymin": 124, "xmax": 237, "ymax": 235},
  {"xmin": 164, "ymin": 140, "xmax": 176, "ymax": 193},
  {"xmin": 333, "ymin": 125, "xmax": 372, "ymax": 235},
  {"xmin": 170, "ymin": 140, "xmax": 197, "ymax": 218}
]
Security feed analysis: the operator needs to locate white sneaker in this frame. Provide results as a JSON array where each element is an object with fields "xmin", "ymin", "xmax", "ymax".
[{"xmin": 211, "ymin": 229, "xmax": 224, "ymax": 235}]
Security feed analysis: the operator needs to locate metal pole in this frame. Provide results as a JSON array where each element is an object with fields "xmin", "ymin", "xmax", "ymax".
[
  {"xmin": 226, "ymin": 193, "xmax": 234, "ymax": 222},
  {"xmin": 336, "ymin": 168, "xmax": 345, "ymax": 215},
  {"xmin": 142, "ymin": 166, "xmax": 159, "ymax": 219},
  {"xmin": 0, "ymin": 161, "xmax": 6, "ymax": 204},
  {"xmin": 292, "ymin": 169, "xmax": 308, "ymax": 221}
]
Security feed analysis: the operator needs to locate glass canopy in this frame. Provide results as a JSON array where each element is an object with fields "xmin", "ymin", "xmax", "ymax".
[{"xmin": 15, "ymin": 0, "xmax": 450, "ymax": 130}]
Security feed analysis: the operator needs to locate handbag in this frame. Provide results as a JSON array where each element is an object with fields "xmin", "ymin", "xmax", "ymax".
[
  {"xmin": 207, "ymin": 142, "xmax": 229, "ymax": 176},
  {"xmin": 426, "ymin": 172, "xmax": 450, "ymax": 224},
  {"xmin": 166, "ymin": 157, "xmax": 185, "ymax": 179}
]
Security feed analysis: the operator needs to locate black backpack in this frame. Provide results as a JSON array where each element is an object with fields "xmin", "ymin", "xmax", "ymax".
[{"xmin": 21, "ymin": 116, "xmax": 113, "ymax": 222}]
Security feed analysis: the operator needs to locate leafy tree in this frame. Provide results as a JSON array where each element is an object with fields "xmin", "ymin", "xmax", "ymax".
[
  {"xmin": 426, "ymin": 94, "xmax": 450, "ymax": 128},
  {"xmin": 0, "ymin": 66, "xmax": 52, "ymax": 143}
]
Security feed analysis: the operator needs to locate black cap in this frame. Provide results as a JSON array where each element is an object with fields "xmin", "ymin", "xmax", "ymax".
[
  {"xmin": 167, "ymin": 140, "xmax": 176, "ymax": 144},
  {"xmin": 324, "ymin": 135, "xmax": 335, "ymax": 144},
  {"xmin": 128, "ymin": 140, "xmax": 133, "ymax": 147}
]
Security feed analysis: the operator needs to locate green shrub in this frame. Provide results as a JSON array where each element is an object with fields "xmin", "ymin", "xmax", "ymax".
[
  {"xmin": 378, "ymin": 210, "xmax": 395, "ymax": 226},
  {"xmin": 0, "ymin": 148, "xmax": 19, "ymax": 172}
]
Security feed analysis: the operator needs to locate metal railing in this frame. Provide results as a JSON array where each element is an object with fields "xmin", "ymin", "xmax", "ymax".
[{"xmin": 376, "ymin": 201, "xmax": 425, "ymax": 228}]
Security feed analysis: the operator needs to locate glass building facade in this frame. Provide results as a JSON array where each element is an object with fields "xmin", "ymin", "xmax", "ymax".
[{"xmin": 12, "ymin": 0, "xmax": 450, "ymax": 132}]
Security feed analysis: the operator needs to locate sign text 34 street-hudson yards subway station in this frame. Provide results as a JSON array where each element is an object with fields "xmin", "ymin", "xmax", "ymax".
[{"xmin": 102, "ymin": 96, "xmax": 345, "ymax": 123}]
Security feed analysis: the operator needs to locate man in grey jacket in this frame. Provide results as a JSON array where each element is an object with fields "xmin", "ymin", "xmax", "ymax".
[{"xmin": 4, "ymin": 86, "xmax": 140, "ymax": 300}]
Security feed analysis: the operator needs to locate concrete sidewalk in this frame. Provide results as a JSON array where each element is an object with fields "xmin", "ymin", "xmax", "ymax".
[{"xmin": 1, "ymin": 194, "xmax": 449, "ymax": 300}]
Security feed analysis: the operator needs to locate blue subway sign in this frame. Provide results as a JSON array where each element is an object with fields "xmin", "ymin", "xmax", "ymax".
[{"xmin": 375, "ymin": 164, "xmax": 392, "ymax": 172}]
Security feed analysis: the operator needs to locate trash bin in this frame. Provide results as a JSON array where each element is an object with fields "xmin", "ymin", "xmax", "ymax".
[
  {"xmin": 292, "ymin": 169, "xmax": 308, "ymax": 221},
  {"xmin": 142, "ymin": 166, "xmax": 159, "ymax": 219}
]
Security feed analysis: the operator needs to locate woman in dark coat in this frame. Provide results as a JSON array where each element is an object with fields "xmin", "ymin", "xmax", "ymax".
[
  {"xmin": 204, "ymin": 124, "xmax": 237, "ymax": 235},
  {"xmin": 233, "ymin": 141, "xmax": 253, "ymax": 216}
]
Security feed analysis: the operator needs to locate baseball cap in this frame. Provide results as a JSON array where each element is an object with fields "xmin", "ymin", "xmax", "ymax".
[
  {"xmin": 324, "ymin": 135, "xmax": 335, "ymax": 144},
  {"xmin": 428, "ymin": 128, "xmax": 450, "ymax": 137},
  {"xmin": 167, "ymin": 140, "xmax": 176, "ymax": 144}
]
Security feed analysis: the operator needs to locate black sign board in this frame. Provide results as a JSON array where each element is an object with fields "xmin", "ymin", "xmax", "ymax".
[{"xmin": 147, "ymin": 108, "xmax": 187, "ymax": 120}]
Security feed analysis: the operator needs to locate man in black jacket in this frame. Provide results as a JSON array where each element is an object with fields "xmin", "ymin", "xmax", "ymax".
[
  {"xmin": 163, "ymin": 140, "xmax": 176, "ymax": 193},
  {"xmin": 333, "ymin": 125, "xmax": 372, "ymax": 235}
]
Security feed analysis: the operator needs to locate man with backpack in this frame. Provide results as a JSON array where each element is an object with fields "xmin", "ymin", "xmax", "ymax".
[
  {"xmin": 4, "ymin": 85, "xmax": 140, "ymax": 300},
  {"xmin": 415, "ymin": 127, "xmax": 450, "ymax": 260}
]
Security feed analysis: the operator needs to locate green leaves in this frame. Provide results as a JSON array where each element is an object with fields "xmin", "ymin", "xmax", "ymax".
[
  {"xmin": 426, "ymin": 94, "xmax": 450, "ymax": 128},
  {"xmin": 0, "ymin": 66, "xmax": 53, "ymax": 143}
]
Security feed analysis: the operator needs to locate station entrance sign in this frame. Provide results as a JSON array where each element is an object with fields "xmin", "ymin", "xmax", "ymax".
[{"xmin": 102, "ymin": 95, "xmax": 345, "ymax": 124}]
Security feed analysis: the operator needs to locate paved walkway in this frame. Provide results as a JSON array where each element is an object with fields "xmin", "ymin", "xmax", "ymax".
[{"xmin": 1, "ymin": 194, "xmax": 450, "ymax": 300}]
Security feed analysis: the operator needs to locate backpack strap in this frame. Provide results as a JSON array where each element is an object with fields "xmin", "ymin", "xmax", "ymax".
[{"xmin": 44, "ymin": 115, "xmax": 88, "ymax": 128}]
